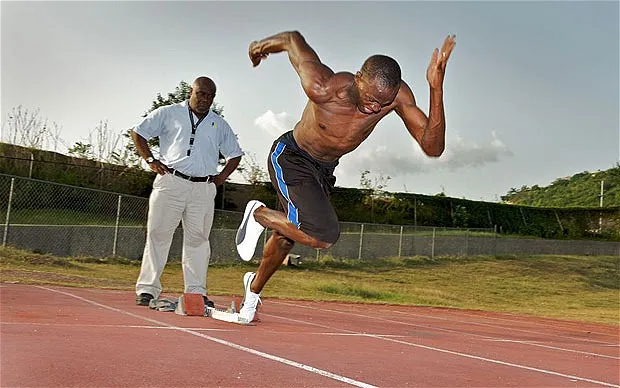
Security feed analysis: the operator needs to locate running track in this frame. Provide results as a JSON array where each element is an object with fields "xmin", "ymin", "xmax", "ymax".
[{"xmin": 1, "ymin": 284, "xmax": 618, "ymax": 387}]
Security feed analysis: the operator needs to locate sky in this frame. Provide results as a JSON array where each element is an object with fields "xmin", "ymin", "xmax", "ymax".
[{"xmin": 2, "ymin": 0, "xmax": 619, "ymax": 202}]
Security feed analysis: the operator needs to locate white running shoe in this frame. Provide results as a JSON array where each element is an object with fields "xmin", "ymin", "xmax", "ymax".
[
  {"xmin": 236, "ymin": 200, "xmax": 266, "ymax": 261},
  {"xmin": 239, "ymin": 272, "xmax": 261, "ymax": 322}
]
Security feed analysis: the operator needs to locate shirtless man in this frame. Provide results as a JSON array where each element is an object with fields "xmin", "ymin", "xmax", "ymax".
[{"xmin": 236, "ymin": 31, "xmax": 456, "ymax": 322}]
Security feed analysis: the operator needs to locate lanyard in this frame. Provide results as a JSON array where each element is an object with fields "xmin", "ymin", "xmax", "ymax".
[{"xmin": 187, "ymin": 106, "xmax": 208, "ymax": 156}]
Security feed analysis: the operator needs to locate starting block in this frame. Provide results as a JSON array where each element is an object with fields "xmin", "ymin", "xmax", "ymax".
[
  {"xmin": 206, "ymin": 300, "xmax": 251, "ymax": 325},
  {"xmin": 174, "ymin": 294, "xmax": 259, "ymax": 325},
  {"xmin": 175, "ymin": 293, "xmax": 206, "ymax": 316}
]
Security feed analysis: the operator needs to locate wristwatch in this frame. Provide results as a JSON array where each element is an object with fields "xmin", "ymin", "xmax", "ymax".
[{"xmin": 145, "ymin": 156, "xmax": 156, "ymax": 164}]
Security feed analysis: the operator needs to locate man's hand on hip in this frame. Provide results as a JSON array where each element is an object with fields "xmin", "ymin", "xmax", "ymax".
[
  {"xmin": 149, "ymin": 160, "xmax": 170, "ymax": 175},
  {"xmin": 211, "ymin": 174, "xmax": 225, "ymax": 186}
]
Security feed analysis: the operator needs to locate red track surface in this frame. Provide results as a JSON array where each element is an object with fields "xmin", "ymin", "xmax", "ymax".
[{"xmin": 1, "ymin": 283, "xmax": 618, "ymax": 387}]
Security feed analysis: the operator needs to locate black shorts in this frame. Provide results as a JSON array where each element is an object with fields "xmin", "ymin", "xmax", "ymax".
[{"xmin": 267, "ymin": 131, "xmax": 340, "ymax": 244}]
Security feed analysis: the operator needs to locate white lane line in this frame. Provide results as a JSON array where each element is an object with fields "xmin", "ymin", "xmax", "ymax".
[
  {"xmin": 388, "ymin": 309, "xmax": 619, "ymax": 345},
  {"xmin": 271, "ymin": 300, "xmax": 619, "ymax": 359},
  {"xmin": 35, "ymin": 286, "xmax": 376, "ymax": 388},
  {"xmin": 303, "ymin": 333, "xmax": 407, "ymax": 338},
  {"xmin": 0, "ymin": 321, "xmax": 406, "ymax": 338},
  {"xmin": 406, "ymin": 308, "xmax": 619, "ymax": 339},
  {"xmin": 478, "ymin": 338, "xmax": 620, "ymax": 359},
  {"xmin": 371, "ymin": 334, "xmax": 620, "ymax": 388},
  {"xmin": 264, "ymin": 302, "xmax": 619, "ymax": 387},
  {"xmin": 0, "ymin": 322, "xmax": 237, "ymax": 331}
]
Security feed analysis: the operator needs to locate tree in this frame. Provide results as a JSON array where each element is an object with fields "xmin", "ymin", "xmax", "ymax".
[
  {"xmin": 68, "ymin": 120, "xmax": 130, "ymax": 164},
  {"xmin": 360, "ymin": 169, "xmax": 391, "ymax": 222},
  {"xmin": 238, "ymin": 151, "xmax": 268, "ymax": 184},
  {"xmin": 122, "ymin": 80, "xmax": 225, "ymax": 164},
  {"xmin": 360, "ymin": 170, "xmax": 391, "ymax": 196},
  {"xmin": 452, "ymin": 204, "xmax": 470, "ymax": 227},
  {"xmin": 47, "ymin": 121, "xmax": 66, "ymax": 152},
  {"xmin": 67, "ymin": 142, "xmax": 93, "ymax": 159},
  {"xmin": 92, "ymin": 120, "xmax": 121, "ymax": 162},
  {"xmin": 1, "ymin": 105, "xmax": 65, "ymax": 150},
  {"xmin": 501, "ymin": 164, "xmax": 620, "ymax": 207}
]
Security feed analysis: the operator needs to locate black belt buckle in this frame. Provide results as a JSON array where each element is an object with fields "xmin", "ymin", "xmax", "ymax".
[
  {"xmin": 190, "ymin": 175, "xmax": 209, "ymax": 182},
  {"xmin": 171, "ymin": 169, "xmax": 211, "ymax": 183}
]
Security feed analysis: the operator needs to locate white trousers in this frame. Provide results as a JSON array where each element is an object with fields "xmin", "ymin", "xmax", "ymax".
[{"xmin": 135, "ymin": 173, "xmax": 217, "ymax": 299}]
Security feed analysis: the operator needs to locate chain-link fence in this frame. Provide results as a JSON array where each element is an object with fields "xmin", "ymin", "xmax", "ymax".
[{"xmin": 1, "ymin": 174, "xmax": 618, "ymax": 261}]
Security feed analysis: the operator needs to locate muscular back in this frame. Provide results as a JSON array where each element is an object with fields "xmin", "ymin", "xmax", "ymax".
[{"xmin": 293, "ymin": 72, "xmax": 396, "ymax": 162}]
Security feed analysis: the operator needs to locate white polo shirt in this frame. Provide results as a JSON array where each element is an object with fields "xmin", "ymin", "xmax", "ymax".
[{"xmin": 134, "ymin": 100, "xmax": 244, "ymax": 177}]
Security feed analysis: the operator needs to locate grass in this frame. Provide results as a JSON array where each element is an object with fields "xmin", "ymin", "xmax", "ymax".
[
  {"xmin": 2, "ymin": 209, "xmax": 144, "ymax": 226},
  {"xmin": 0, "ymin": 246, "xmax": 618, "ymax": 325}
]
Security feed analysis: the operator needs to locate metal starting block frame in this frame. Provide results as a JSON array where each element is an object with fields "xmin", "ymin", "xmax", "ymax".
[
  {"xmin": 206, "ymin": 301, "xmax": 251, "ymax": 325},
  {"xmin": 175, "ymin": 296, "xmax": 251, "ymax": 325}
]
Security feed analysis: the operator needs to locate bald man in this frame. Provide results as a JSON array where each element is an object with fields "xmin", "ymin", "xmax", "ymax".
[{"xmin": 132, "ymin": 77, "xmax": 244, "ymax": 307}]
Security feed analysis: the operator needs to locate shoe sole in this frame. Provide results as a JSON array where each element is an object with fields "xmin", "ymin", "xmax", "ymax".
[{"xmin": 236, "ymin": 201, "xmax": 265, "ymax": 261}]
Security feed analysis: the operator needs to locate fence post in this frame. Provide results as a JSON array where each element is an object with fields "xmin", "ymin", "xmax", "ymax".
[
  {"xmin": 553, "ymin": 210, "xmax": 564, "ymax": 233},
  {"xmin": 431, "ymin": 227, "xmax": 436, "ymax": 259},
  {"xmin": 29, "ymin": 153, "xmax": 34, "ymax": 179},
  {"xmin": 465, "ymin": 228, "xmax": 469, "ymax": 256},
  {"xmin": 520, "ymin": 207, "xmax": 527, "ymax": 226},
  {"xmin": 358, "ymin": 223, "xmax": 364, "ymax": 260},
  {"xmin": 398, "ymin": 225, "xmax": 403, "ymax": 257},
  {"xmin": 112, "ymin": 195, "xmax": 122, "ymax": 256},
  {"xmin": 3, "ymin": 178, "xmax": 15, "ymax": 247}
]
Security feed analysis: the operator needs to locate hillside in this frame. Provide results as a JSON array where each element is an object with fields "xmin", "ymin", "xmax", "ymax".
[{"xmin": 501, "ymin": 164, "xmax": 620, "ymax": 207}]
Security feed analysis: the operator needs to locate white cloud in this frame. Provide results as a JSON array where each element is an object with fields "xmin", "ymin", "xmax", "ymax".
[
  {"xmin": 253, "ymin": 110, "xmax": 294, "ymax": 138},
  {"xmin": 440, "ymin": 131, "xmax": 513, "ymax": 170},
  {"xmin": 337, "ymin": 131, "xmax": 513, "ymax": 181}
]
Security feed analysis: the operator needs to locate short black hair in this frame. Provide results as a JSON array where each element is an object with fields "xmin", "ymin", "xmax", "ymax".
[{"xmin": 361, "ymin": 55, "xmax": 401, "ymax": 90}]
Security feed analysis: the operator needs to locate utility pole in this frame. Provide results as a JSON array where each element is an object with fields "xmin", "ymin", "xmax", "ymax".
[{"xmin": 599, "ymin": 180, "xmax": 604, "ymax": 232}]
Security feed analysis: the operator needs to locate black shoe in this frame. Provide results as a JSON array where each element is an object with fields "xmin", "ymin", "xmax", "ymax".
[
  {"xmin": 203, "ymin": 295, "xmax": 215, "ymax": 308},
  {"xmin": 136, "ymin": 293, "xmax": 154, "ymax": 306}
]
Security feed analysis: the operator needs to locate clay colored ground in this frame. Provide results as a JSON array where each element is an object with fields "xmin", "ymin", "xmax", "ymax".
[{"xmin": 1, "ymin": 283, "xmax": 618, "ymax": 387}]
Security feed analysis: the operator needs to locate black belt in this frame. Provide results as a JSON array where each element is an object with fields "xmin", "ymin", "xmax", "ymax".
[{"xmin": 170, "ymin": 169, "xmax": 214, "ymax": 183}]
